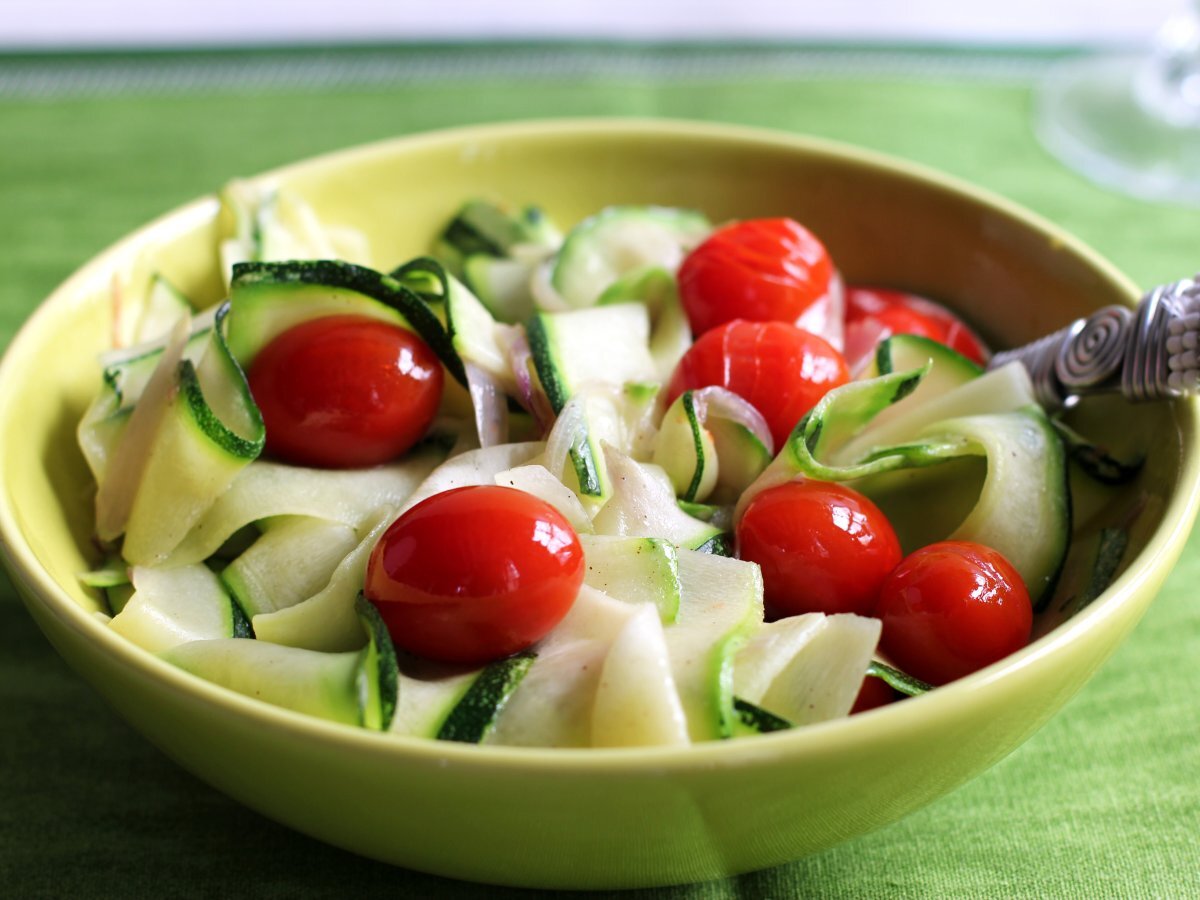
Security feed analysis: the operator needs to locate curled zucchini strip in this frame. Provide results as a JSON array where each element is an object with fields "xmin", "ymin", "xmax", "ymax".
[
  {"xmin": 654, "ymin": 388, "xmax": 774, "ymax": 505},
  {"xmin": 98, "ymin": 304, "xmax": 267, "ymax": 566},
  {"xmin": 161, "ymin": 595, "xmax": 397, "ymax": 731},
  {"xmin": 229, "ymin": 259, "xmax": 466, "ymax": 385},
  {"xmin": 738, "ymin": 364, "xmax": 1069, "ymax": 605}
]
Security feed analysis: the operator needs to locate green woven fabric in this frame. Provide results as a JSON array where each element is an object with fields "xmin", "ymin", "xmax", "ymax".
[{"xmin": 1, "ymin": 46, "xmax": 1198, "ymax": 898}]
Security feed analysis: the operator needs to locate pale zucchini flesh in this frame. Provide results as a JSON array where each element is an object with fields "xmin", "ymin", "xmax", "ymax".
[
  {"xmin": 669, "ymin": 550, "xmax": 764, "ymax": 741},
  {"xmin": 221, "ymin": 516, "xmax": 359, "ymax": 619},
  {"xmin": 161, "ymin": 596, "xmax": 396, "ymax": 730},
  {"xmin": 754, "ymin": 615, "xmax": 881, "ymax": 726},
  {"xmin": 485, "ymin": 586, "xmax": 636, "ymax": 748},
  {"xmin": 252, "ymin": 508, "xmax": 397, "ymax": 653},
  {"xmin": 110, "ymin": 305, "xmax": 266, "ymax": 566},
  {"xmin": 591, "ymin": 603, "xmax": 689, "ymax": 748},
  {"xmin": 550, "ymin": 205, "xmax": 710, "ymax": 308},
  {"xmin": 591, "ymin": 446, "xmax": 725, "ymax": 553},
  {"xmin": 110, "ymin": 564, "xmax": 247, "ymax": 654},
  {"xmin": 578, "ymin": 533, "xmax": 682, "ymax": 624},
  {"xmin": 165, "ymin": 444, "xmax": 446, "ymax": 567}
]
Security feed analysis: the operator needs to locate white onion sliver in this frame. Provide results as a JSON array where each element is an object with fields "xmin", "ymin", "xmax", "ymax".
[
  {"xmin": 465, "ymin": 362, "xmax": 509, "ymax": 450},
  {"xmin": 691, "ymin": 386, "xmax": 774, "ymax": 456},
  {"xmin": 530, "ymin": 259, "xmax": 569, "ymax": 312},
  {"xmin": 543, "ymin": 395, "xmax": 586, "ymax": 485},
  {"xmin": 795, "ymin": 269, "xmax": 845, "ymax": 352}
]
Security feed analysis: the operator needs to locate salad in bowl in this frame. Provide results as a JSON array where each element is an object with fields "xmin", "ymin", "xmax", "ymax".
[{"xmin": 78, "ymin": 180, "xmax": 1130, "ymax": 749}]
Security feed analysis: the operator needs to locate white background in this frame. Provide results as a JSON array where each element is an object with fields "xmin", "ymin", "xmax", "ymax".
[{"xmin": 1, "ymin": 0, "xmax": 1191, "ymax": 50}]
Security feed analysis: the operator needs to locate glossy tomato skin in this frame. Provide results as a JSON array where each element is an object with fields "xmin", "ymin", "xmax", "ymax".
[
  {"xmin": 736, "ymin": 480, "xmax": 902, "ymax": 619},
  {"xmin": 678, "ymin": 218, "xmax": 836, "ymax": 337},
  {"xmin": 844, "ymin": 287, "xmax": 990, "ymax": 367},
  {"xmin": 364, "ymin": 485, "xmax": 584, "ymax": 665},
  {"xmin": 665, "ymin": 319, "xmax": 849, "ymax": 450},
  {"xmin": 248, "ymin": 315, "xmax": 443, "ymax": 469},
  {"xmin": 875, "ymin": 540, "xmax": 1032, "ymax": 686}
]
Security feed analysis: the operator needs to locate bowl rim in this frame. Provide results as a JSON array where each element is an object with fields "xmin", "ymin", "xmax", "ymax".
[{"xmin": 3, "ymin": 116, "xmax": 1198, "ymax": 774}]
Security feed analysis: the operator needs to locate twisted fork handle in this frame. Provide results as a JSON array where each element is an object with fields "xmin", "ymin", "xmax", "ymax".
[{"xmin": 988, "ymin": 276, "xmax": 1200, "ymax": 409}]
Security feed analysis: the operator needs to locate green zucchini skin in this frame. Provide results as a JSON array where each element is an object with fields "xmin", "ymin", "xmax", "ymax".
[
  {"xmin": 1040, "ymin": 525, "xmax": 1130, "ymax": 628},
  {"xmin": 230, "ymin": 259, "xmax": 467, "ymax": 385},
  {"xmin": 356, "ymin": 595, "xmax": 399, "ymax": 732},
  {"xmin": 436, "ymin": 652, "xmax": 536, "ymax": 743},
  {"xmin": 439, "ymin": 204, "xmax": 514, "ymax": 260},
  {"xmin": 525, "ymin": 313, "xmax": 569, "ymax": 413},
  {"xmin": 732, "ymin": 697, "xmax": 793, "ymax": 735},
  {"xmin": 1052, "ymin": 419, "xmax": 1145, "ymax": 485},
  {"xmin": 866, "ymin": 660, "xmax": 931, "ymax": 697},
  {"xmin": 873, "ymin": 333, "xmax": 983, "ymax": 379},
  {"xmin": 435, "ymin": 200, "xmax": 559, "ymax": 272}
]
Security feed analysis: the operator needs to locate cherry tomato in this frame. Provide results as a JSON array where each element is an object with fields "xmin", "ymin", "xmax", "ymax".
[
  {"xmin": 736, "ymin": 480, "xmax": 902, "ymax": 619},
  {"xmin": 678, "ymin": 218, "xmax": 836, "ymax": 338},
  {"xmin": 843, "ymin": 287, "xmax": 990, "ymax": 370},
  {"xmin": 875, "ymin": 540, "xmax": 1032, "ymax": 686},
  {"xmin": 364, "ymin": 485, "xmax": 584, "ymax": 665},
  {"xmin": 247, "ymin": 315, "xmax": 443, "ymax": 469},
  {"xmin": 850, "ymin": 675, "xmax": 896, "ymax": 715},
  {"xmin": 665, "ymin": 319, "xmax": 849, "ymax": 450}
]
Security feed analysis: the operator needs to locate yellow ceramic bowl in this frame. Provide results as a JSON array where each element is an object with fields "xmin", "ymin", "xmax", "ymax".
[{"xmin": 1, "ymin": 120, "xmax": 1197, "ymax": 890}]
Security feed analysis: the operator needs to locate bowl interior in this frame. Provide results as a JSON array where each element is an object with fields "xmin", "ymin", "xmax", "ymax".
[{"xmin": 1, "ymin": 119, "xmax": 1195, "ymax": 889}]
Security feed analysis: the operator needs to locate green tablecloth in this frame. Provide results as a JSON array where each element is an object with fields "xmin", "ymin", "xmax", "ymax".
[{"xmin": 2, "ymin": 45, "xmax": 1198, "ymax": 898}]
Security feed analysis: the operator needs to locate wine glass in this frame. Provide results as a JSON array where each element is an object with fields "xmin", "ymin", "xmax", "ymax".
[{"xmin": 1036, "ymin": 1, "xmax": 1200, "ymax": 204}]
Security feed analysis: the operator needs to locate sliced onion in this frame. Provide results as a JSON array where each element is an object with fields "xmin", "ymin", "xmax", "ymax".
[
  {"xmin": 795, "ymin": 268, "xmax": 845, "ymax": 352},
  {"xmin": 505, "ymin": 329, "xmax": 556, "ymax": 434},
  {"xmin": 465, "ymin": 361, "xmax": 509, "ymax": 449},
  {"xmin": 530, "ymin": 258, "xmax": 569, "ymax": 312},
  {"xmin": 98, "ymin": 305, "xmax": 220, "ymax": 371},
  {"xmin": 95, "ymin": 315, "xmax": 191, "ymax": 542},
  {"xmin": 843, "ymin": 319, "xmax": 891, "ymax": 378},
  {"xmin": 691, "ymin": 386, "xmax": 774, "ymax": 456},
  {"xmin": 543, "ymin": 394, "xmax": 586, "ymax": 485}
]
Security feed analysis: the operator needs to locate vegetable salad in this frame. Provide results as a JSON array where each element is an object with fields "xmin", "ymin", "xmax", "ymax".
[{"xmin": 76, "ymin": 183, "xmax": 1141, "ymax": 747}]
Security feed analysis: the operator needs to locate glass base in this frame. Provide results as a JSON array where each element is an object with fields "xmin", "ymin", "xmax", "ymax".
[{"xmin": 1036, "ymin": 55, "xmax": 1200, "ymax": 206}]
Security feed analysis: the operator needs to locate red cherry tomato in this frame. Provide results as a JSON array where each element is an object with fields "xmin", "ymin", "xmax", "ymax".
[
  {"xmin": 843, "ymin": 287, "xmax": 990, "ymax": 370},
  {"xmin": 665, "ymin": 320, "xmax": 849, "ymax": 450},
  {"xmin": 736, "ymin": 480, "xmax": 902, "ymax": 619},
  {"xmin": 875, "ymin": 540, "xmax": 1032, "ymax": 686},
  {"xmin": 364, "ymin": 485, "xmax": 585, "ymax": 665},
  {"xmin": 850, "ymin": 675, "xmax": 896, "ymax": 715},
  {"xmin": 679, "ymin": 218, "xmax": 836, "ymax": 338},
  {"xmin": 247, "ymin": 315, "xmax": 443, "ymax": 469}
]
